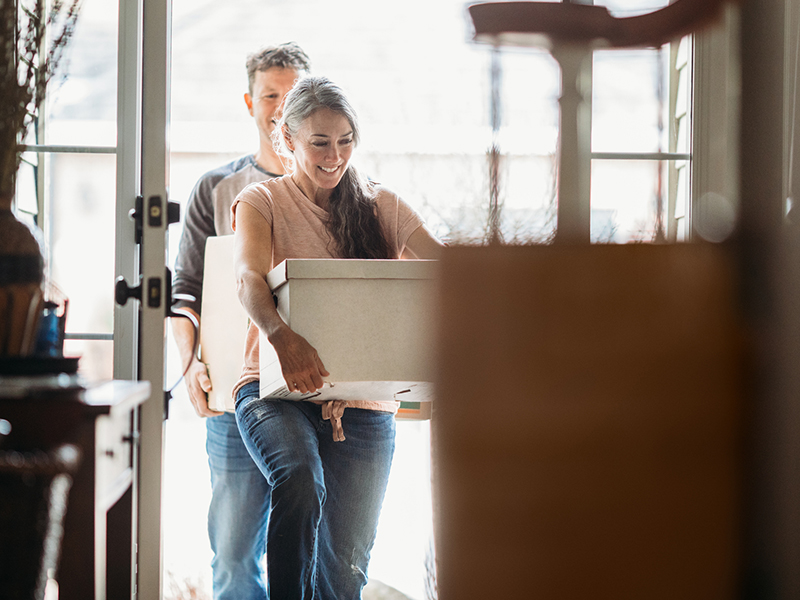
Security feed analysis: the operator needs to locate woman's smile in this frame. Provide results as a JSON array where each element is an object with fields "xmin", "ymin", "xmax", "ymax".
[{"xmin": 286, "ymin": 107, "xmax": 355, "ymax": 206}]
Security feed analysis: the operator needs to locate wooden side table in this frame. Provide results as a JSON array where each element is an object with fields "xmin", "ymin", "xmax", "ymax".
[{"xmin": 0, "ymin": 379, "xmax": 150, "ymax": 600}]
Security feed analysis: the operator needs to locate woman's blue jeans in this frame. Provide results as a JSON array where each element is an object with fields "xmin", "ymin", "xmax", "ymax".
[
  {"xmin": 235, "ymin": 381, "xmax": 396, "ymax": 600},
  {"xmin": 206, "ymin": 411, "xmax": 270, "ymax": 600}
]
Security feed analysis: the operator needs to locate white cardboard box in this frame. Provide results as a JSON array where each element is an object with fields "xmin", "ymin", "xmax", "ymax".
[
  {"xmin": 200, "ymin": 239, "xmax": 434, "ymax": 417},
  {"xmin": 259, "ymin": 258, "xmax": 437, "ymax": 407},
  {"xmin": 199, "ymin": 235, "xmax": 249, "ymax": 412}
]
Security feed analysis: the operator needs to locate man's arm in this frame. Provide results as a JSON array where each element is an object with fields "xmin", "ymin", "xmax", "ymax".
[
  {"xmin": 173, "ymin": 307, "xmax": 223, "ymax": 417},
  {"xmin": 173, "ymin": 175, "xmax": 218, "ymax": 316},
  {"xmin": 172, "ymin": 174, "xmax": 219, "ymax": 416}
]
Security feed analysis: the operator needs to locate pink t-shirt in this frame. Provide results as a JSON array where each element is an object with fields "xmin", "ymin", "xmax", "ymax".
[{"xmin": 230, "ymin": 175, "xmax": 424, "ymax": 435}]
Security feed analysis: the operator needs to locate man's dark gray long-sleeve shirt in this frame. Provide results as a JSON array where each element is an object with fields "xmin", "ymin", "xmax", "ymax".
[{"xmin": 173, "ymin": 154, "xmax": 278, "ymax": 316}]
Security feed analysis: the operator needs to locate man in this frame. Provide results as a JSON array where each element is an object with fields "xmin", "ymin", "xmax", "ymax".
[{"xmin": 171, "ymin": 42, "xmax": 311, "ymax": 600}]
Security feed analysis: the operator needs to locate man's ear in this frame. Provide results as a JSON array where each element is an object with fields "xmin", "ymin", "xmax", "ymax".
[
  {"xmin": 282, "ymin": 125, "xmax": 294, "ymax": 152},
  {"xmin": 244, "ymin": 93, "xmax": 254, "ymax": 116}
]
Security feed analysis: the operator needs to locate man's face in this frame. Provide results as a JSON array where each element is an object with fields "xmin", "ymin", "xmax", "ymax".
[{"xmin": 245, "ymin": 66, "xmax": 300, "ymax": 140}]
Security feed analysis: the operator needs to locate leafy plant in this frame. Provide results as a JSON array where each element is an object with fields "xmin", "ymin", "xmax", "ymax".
[{"xmin": 0, "ymin": 0, "xmax": 81, "ymax": 200}]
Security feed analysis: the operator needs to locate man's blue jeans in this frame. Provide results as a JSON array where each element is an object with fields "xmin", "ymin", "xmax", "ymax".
[
  {"xmin": 235, "ymin": 381, "xmax": 396, "ymax": 600},
  {"xmin": 206, "ymin": 411, "xmax": 270, "ymax": 600}
]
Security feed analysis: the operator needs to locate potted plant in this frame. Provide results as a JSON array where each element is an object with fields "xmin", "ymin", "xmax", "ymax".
[{"xmin": 0, "ymin": 0, "xmax": 80, "ymax": 357}]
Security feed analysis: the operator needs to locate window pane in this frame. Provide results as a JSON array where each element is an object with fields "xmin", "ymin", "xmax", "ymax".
[
  {"xmin": 46, "ymin": 0, "xmax": 118, "ymax": 147},
  {"xmin": 499, "ymin": 154, "xmax": 558, "ymax": 243},
  {"xmin": 591, "ymin": 159, "xmax": 665, "ymax": 242},
  {"xmin": 48, "ymin": 153, "xmax": 116, "ymax": 343},
  {"xmin": 14, "ymin": 157, "xmax": 38, "ymax": 218},
  {"xmin": 502, "ymin": 50, "xmax": 560, "ymax": 149},
  {"xmin": 673, "ymin": 160, "xmax": 690, "ymax": 240},
  {"xmin": 591, "ymin": 158, "xmax": 692, "ymax": 243},
  {"xmin": 63, "ymin": 339, "xmax": 113, "ymax": 383},
  {"xmin": 592, "ymin": 48, "xmax": 667, "ymax": 153},
  {"xmin": 497, "ymin": 50, "xmax": 560, "ymax": 243}
]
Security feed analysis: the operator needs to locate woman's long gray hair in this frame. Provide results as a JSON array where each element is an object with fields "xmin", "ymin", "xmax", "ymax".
[{"xmin": 276, "ymin": 76, "xmax": 392, "ymax": 259}]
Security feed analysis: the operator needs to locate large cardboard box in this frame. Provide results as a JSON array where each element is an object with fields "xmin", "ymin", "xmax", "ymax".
[
  {"xmin": 200, "ymin": 241, "xmax": 435, "ymax": 417},
  {"xmin": 259, "ymin": 258, "xmax": 437, "ymax": 408},
  {"xmin": 199, "ymin": 235, "xmax": 249, "ymax": 412}
]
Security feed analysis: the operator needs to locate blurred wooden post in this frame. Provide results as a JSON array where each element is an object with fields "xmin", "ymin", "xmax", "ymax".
[
  {"xmin": 432, "ymin": 244, "xmax": 744, "ymax": 599},
  {"xmin": 737, "ymin": 0, "xmax": 800, "ymax": 596},
  {"xmin": 551, "ymin": 42, "xmax": 592, "ymax": 243}
]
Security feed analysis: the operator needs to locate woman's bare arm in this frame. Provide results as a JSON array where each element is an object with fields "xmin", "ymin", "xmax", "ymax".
[
  {"xmin": 402, "ymin": 224, "xmax": 445, "ymax": 260},
  {"xmin": 233, "ymin": 201, "xmax": 329, "ymax": 393}
]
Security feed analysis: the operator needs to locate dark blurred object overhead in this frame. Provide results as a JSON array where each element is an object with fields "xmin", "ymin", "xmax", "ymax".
[{"xmin": 468, "ymin": 0, "xmax": 730, "ymax": 49}]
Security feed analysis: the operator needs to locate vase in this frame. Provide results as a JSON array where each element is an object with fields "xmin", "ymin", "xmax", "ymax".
[{"xmin": 0, "ymin": 196, "xmax": 44, "ymax": 357}]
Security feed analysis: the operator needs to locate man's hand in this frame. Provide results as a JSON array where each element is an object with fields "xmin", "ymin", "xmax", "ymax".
[
  {"xmin": 172, "ymin": 308, "xmax": 223, "ymax": 418},
  {"xmin": 186, "ymin": 358, "xmax": 223, "ymax": 417}
]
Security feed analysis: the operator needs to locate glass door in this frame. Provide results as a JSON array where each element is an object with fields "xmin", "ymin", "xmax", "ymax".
[{"xmin": 18, "ymin": 0, "xmax": 173, "ymax": 597}]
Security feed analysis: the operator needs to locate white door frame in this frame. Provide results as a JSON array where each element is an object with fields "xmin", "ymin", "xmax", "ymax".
[{"xmin": 114, "ymin": 0, "xmax": 171, "ymax": 597}]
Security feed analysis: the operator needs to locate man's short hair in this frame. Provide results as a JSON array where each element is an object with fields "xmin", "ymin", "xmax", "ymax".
[{"xmin": 246, "ymin": 42, "xmax": 311, "ymax": 93}]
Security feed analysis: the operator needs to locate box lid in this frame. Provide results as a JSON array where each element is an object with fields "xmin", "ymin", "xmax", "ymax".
[{"xmin": 266, "ymin": 259, "xmax": 438, "ymax": 291}]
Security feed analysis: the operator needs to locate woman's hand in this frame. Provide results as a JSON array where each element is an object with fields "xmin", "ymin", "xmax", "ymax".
[{"xmin": 270, "ymin": 325, "xmax": 330, "ymax": 394}]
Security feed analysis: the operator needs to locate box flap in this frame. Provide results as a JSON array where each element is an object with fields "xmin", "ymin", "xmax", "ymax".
[{"xmin": 266, "ymin": 259, "xmax": 438, "ymax": 290}]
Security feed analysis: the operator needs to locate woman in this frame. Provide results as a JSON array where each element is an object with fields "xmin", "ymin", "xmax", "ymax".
[{"xmin": 230, "ymin": 76, "xmax": 443, "ymax": 600}]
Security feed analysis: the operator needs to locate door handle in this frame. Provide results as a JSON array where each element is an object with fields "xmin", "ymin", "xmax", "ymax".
[{"xmin": 114, "ymin": 276, "xmax": 142, "ymax": 306}]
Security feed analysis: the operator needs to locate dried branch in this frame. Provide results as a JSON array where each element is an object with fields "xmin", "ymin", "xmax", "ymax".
[{"xmin": 0, "ymin": 0, "xmax": 81, "ymax": 199}]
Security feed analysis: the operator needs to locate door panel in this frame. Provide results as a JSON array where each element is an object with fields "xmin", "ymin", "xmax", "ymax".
[{"xmin": 115, "ymin": 0, "xmax": 172, "ymax": 597}]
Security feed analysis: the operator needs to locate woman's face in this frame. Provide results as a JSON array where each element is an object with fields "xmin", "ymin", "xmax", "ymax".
[{"xmin": 286, "ymin": 107, "xmax": 355, "ymax": 201}]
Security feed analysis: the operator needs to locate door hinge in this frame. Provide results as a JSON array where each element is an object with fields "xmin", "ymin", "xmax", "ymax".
[
  {"xmin": 164, "ymin": 389, "xmax": 172, "ymax": 420},
  {"xmin": 128, "ymin": 195, "xmax": 143, "ymax": 244}
]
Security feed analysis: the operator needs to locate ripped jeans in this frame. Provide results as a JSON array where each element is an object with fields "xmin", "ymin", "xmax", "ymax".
[{"xmin": 235, "ymin": 381, "xmax": 396, "ymax": 600}]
